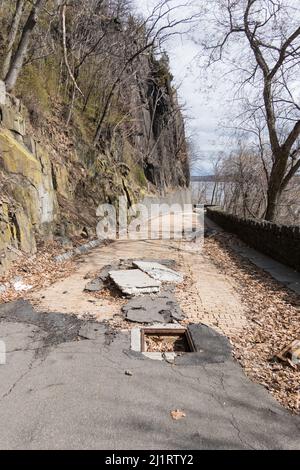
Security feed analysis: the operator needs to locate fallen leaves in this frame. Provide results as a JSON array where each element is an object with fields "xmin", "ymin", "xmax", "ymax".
[
  {"xmin": 205, "ymin": 233, "xmax": 300, "ymax": 414},
  {"xmin": 170, "ymin": 409, "xmax": 186, "ymax": 420}
]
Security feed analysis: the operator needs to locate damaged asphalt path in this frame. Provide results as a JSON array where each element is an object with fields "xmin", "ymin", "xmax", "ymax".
[{"xmin": 0, "ymin": 300, "xmax": 299, "ymax": 450}]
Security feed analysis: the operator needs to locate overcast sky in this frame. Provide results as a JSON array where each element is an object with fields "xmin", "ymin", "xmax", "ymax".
[
  {"xmin": 134, "ymin": 0, "xmax": 300, "ymax": 176},
  {"xmin": 135, "ymin": 0, "xmax": 226, "ymax": 175}
]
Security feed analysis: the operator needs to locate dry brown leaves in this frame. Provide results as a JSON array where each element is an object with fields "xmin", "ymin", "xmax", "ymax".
[
  {"xmin": 0, "ymin": 242, "xmax": 76, "ymax": 304},
  {"xmin": 205, "ymin": 233, "xmax": 300, "ymax": 414},
  {"xmin": 145, "ymin": 335, "xmax": 186, "ymax": 353}
]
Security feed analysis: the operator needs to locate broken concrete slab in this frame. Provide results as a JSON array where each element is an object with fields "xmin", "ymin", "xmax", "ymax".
[
  {"xmin": 230, "ymin": 244, "xmax": 300, "ymax": 295},
  {"xmin": 122, "ymin": 290, "xmax": 184, "ymax": 323},
  {"xmin": 131, "ymin": 323, "xmax": 232, "ymax": 364},
  {"xmin": 133, "ymin": 261, "xmax": 184, "ymax": 284},
  {"xmin": 84, "ymin": 279, "xmax": 104, "ymax": 292},
  {"xmin": 109, "ymin": 269, "xmax": 161, "ymax": 296}
]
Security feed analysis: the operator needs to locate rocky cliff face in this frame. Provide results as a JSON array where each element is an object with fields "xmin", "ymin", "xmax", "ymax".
[{"xmin": 0, "ymin": 54, "xmax": 189, "ymax": 274}]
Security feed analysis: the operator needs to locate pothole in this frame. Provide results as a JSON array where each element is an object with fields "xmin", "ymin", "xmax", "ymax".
[{"xmin": 131, "ymin": 324, "xmax": 195, "ymax": 361}]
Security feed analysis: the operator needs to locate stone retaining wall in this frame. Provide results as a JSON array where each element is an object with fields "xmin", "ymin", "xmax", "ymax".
[{"xmin": 206, "ymin": 207, "xmax": 300, "ymax": 272}]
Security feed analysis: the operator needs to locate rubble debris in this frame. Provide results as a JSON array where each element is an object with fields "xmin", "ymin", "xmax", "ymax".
[
  {"xmin": 274, "ymin": 340, "xmax": 300, "ymax": 369},
  {"xmin": 170, "ymin": 409, "xmax": 186, "ymax": 420},
  {"xmin": 133, "ymin": 261, "xmax": 184, "ymax": 284},
  {"xmin": 78, "ymin": 323, "xmax": 106, "ymax": 340},
  {"xmin": 137, "ymin": 259, "xmax": 177, "ymax": 269},
  {"xmin": 7, "ymin": 245, "xmax": 23, "ymax": 256},
  {"xmin": 109, "ymin": 269, "xmax": 161, "ymax": 296},
  {"xmin": 122, "ymin": 290, "xmax": 184, "ymax": 324},
  {"xmin": 84, "ymin": 279, "xmax": 104, "ymax": 293}
]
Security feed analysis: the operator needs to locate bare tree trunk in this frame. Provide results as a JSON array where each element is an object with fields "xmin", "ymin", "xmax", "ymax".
[
  {"xmin": 1, "ymin": 0, "xmax": 25, "ymax": 80},
  {"xmin": 265, "ymin": 151, "xmax": 287, "ymax": 221},
  {"xmin": 4, "ymin": 0, "xmax": 46, "ymax": 92},
  {"xmin": 211, "ymin": 181, "xmax": 217, "ymax": 205}
]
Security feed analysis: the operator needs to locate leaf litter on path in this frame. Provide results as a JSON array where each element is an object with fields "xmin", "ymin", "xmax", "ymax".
[{"xmin": 205, "ymin": 233, "xmax": 300, "ymax": 414}]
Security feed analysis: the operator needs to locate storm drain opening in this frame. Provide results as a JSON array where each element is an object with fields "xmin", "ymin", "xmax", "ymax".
[{"xmin": 141, "ymin": 328, "xmax": 195, "ymax": 353}]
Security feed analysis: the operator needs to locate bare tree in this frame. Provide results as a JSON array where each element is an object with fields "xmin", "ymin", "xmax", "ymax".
[
  {"xmin": 198, "ymin": 0, "xmax": 300, "ymax": 221},
  {"xmin": 93, "ymin": 0, "xmax": 200, "ymax": 144}
]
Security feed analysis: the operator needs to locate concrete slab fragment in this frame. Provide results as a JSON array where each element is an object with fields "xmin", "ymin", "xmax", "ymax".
[
  {"xmin": 122, "ymin": 290, "xmax": 184, "ymax": 323},
  {"xmin": 231, "ymin": 244, "xmax": 300, "ymax": 294},
  {"xmin": 109, "ymin": 270, "xmax": 161, "ymax": 296},
  {"xmin": 133, "ymin": 261, "xmax": 184, "ymax": 284}
]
